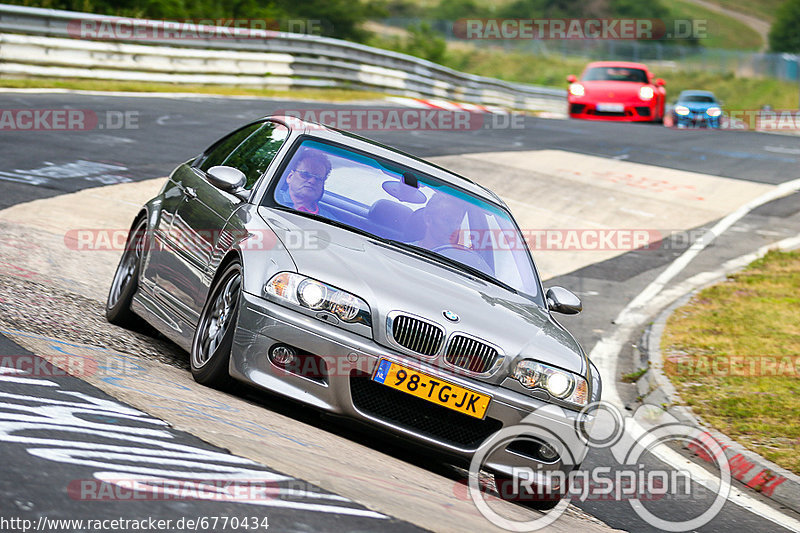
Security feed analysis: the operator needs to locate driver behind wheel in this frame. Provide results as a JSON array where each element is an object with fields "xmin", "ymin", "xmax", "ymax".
[{"xmin": 277, "ymin": 147, "xmax": 334, "ymax": 217}]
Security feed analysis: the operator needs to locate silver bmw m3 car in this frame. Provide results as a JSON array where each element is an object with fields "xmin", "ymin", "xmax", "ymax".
[{"xmin": 107, "ymin": 115, "xmax": 601, "ymax": 506}]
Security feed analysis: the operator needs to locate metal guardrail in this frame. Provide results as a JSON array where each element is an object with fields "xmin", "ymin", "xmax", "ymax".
[{"xmin": 0, "ymin": 4, "xmax": 566, "ymax": 111}]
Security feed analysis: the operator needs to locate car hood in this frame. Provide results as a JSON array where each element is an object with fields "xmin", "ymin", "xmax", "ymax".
[
  {"xmin": 257, "ymin": 207, "xmax": 587, "ymax": 377},
  {"xmin": 580, "ymin": 80, "xmax": 647, "ymax": 100}
]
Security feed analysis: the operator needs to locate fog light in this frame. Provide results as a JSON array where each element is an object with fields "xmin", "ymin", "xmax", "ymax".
[
  {"xmin": 539, "ymin": 443, "xmax": 559, "ymax": 462},
  {"xmin": 270, "ymin": 345, "xmax": 297, "ymax": 365}
]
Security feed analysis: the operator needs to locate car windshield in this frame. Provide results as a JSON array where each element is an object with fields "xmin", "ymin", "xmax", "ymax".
[
  {"xmin": 269, "ymin": 138, "xmax": 540, "ymax": 298},
  {"xmin": 681, "ymin": 94, "xmax": 716, "ymax": 103},
  {"xmin": 582, "ymin": 67, "xmax": 648, "ymax": 83}
]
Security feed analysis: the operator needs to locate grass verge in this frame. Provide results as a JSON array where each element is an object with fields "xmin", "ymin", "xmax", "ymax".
[
  {"xmin": 0, "ymin": 77, "xmax": 388, "ymax": 102},
  {"xmin": 2, "ymin": 52, "xmax": 797, "ymax": 112},
  {"xmin": 700, "ymin": 0, "xmax": 782, "ymax": 23},
  {"xmin": 662, "ymin": 249, "xmax": 800, "ymax": 475},
  {"xmin": 665, "ymin": 0, "xmax": 764, "ymax": 50}
]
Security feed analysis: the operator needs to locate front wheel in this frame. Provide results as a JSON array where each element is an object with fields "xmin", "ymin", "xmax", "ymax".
[
  {"xmin": 106, "ymin": 217, "xmax": 147, "ymax": 327},
  {"xmin": 190, "ymin": 261, "xmax": 242, "ymax": 388}
]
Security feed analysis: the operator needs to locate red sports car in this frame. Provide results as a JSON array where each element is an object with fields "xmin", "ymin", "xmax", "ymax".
[{"xmin": 566, "ymin": 61, "xmax": 666, "ymax": 122}]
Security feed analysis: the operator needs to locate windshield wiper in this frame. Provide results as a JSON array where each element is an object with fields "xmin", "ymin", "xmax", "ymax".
[{"xmin": 384, "ymin": 239, "xmax": 517, "ymax": 293}]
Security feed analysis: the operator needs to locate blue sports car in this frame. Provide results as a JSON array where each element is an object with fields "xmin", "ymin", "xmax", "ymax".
[{"xmin": 671, "ymin": 90, "xmax": 723, "ymax": 128}]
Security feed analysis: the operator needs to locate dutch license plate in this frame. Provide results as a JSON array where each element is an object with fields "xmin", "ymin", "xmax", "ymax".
[
  {"xmin": 372, "ymin": 359, "xmax": 491, "ymax": 419},
  {"xmin": 596, "ymin": 103, "xmax": 624, "ymax": 112}
]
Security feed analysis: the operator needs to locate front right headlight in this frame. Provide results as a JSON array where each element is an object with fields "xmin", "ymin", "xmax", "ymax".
[
  {"xmin": 265, "ymin": 272, "xmax": 371, "ymax": 327},
  {"xmin": 569, "ymin": 83, "xmax": 585, "ymax": 97},
  {"xmin": 674, "ymin": 105, "xmax": 690, "ymax": 116},
  {"xmin": 513, "ymin": 359, "xmax": 589, "ymax": 407}
]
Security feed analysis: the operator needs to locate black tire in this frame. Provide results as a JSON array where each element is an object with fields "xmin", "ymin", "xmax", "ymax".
[
  {"xmin": 190, "ymin": 260, "xmax": 242, "ymax": 388},
  {"xmin": 493, "ymin": 473, "xmax": 563, "ymax": 510},
  {"xmin": 106, "ymin": 217, "xmax": 147, "ymax": 327}
]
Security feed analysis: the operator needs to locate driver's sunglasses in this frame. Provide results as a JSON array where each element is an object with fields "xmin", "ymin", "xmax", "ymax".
[{"xmin": 292, "ymin": 169, "xmax": 327, "ymax": 183}]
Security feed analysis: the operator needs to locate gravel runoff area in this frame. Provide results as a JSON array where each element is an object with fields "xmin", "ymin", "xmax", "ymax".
[{"xmin": 0, "ymin": 272, "xmax": 188, "ymax": 370}]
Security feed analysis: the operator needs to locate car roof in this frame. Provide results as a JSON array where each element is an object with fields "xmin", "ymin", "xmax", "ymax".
[
  {"xmin": 267, "ymin": 115, "xmax": 507, "ymax": 207},
  {"xmin": 584, "ymin": 61, "xmax": 650, "ymax": 70}
]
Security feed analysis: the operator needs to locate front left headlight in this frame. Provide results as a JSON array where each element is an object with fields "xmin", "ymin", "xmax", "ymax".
[
  {"xmin": 639, "ymin": 86, "xmax": 654, "ymax": 100},
  {"xmin": 706, "ymin": 107, "xmax": 722, "ymax": 117},
  {"xmin": 513, "ymin": 359, "xmax": 589, "ymax": 407},
  {"xmin": 265, "ymin": 272, "xmax": 371, "ymax": 327}
]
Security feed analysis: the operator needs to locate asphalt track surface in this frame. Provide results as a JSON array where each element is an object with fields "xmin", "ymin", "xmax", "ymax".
[
  {"xmin": 0, "ymin": 334, "xmax": 412, "ymax": 532},
  {"xmin": 2, "ymin": 92, "xmax": 800, "ymax": 532}
]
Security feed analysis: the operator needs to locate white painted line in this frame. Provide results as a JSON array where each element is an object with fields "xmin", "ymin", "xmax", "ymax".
[
  {"xmin": 621, "ymin": 177, "xmax": 800, "ymax": 320},
  {"xmin": 589, "ymin": 177, "xmax": 800, "ymax": 530},
  {"xmin": 633, "ymin": 417, "xmax": 800, "ymax": 533},
  {"xmin": 0, "ymin": 367, "xmax": 27, "ymax": 375},
  {"xmin": 618, "ymin": 206, "xmax": 655, "ymax": 218},
  {"xmin": 0, "ymin": 374, "xmax": 58, "ymax": 386}
]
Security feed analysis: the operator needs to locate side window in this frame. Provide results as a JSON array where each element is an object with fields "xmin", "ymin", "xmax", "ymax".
[
  {"xmin": 198, "ymin": 123, "xmax": 261, "ymax": 173},
  {"xmin": 221, "ymin": 122, "xmax": 289, "ymax": 190}
]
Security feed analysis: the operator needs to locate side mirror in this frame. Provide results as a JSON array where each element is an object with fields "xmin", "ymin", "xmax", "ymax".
[
  {"xmin": 566, "ymin": 74, "xmax": 577, "ymax": 83},
  {"xmin": 655, "ymin": 78, "xmax": 665, "ymax": 86},
  {"xmin": 207, "ymin": 165, "xmax": 246, "ymax": 194},
  {"xmin": 546, "ymin": 287, "xmax": 582, "ymax": 315}
]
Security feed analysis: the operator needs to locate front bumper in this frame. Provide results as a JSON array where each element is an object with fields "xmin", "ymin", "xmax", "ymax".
[
  {"xmin": 569, "ymin": 100, "xmax": 657, "ymax": 121},
  {"xmin": 232, "ymin": 291, "xmax": 591, "ymax": 480},
  {"xmin": 673, "ymin": 112, "xmax": 720, "ymax": 128}
]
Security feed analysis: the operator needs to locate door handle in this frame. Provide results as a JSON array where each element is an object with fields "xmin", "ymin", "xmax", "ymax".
[{"xmin": 183, "ymin": 186, "xmax": 197, "ymax": 199}]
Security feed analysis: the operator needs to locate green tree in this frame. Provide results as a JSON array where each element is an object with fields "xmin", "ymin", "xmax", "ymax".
[
  {"xmin": 402, "ymin": 22, "xmax": 447, "ymax": 63},
  {"xmin": 4, "ymin": 0, "xmax": 370, "ymax": 41},
  {"xmin": 769, "ymin": 0, "xmax": 800, "ymax": 52}
]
